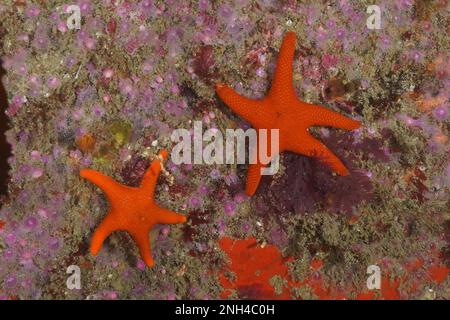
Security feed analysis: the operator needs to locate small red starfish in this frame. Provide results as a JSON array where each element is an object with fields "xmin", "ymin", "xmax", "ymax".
[
  {"xmin": 80, "ymin": 150, "xmax": 186, "ymax": 267},
  {"xmin": 216, "ymin": 32, "xmax": 361, "ymax": 196}
]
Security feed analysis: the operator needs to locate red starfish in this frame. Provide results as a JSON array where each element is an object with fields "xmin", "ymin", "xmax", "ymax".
[
  {"xmin": 80, "ymin": 150, "xmax": 186, "ymax": 267},
  {"xmin": 216, "ymin": 32, "xmax": 361, "ymax": 196}
]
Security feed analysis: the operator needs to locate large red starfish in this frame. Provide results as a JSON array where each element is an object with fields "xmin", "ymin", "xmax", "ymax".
[
  {"xmin": 80, "ymin": 150, "xmax": 186, "ymax": 267},
  {"xmin": 216, "ymin": 32, "xmax": 361, "ymax": 196}
]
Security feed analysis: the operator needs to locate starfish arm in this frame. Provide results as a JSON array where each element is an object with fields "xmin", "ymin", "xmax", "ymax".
[
  {"xmin": 80, "ymin": 169, "xmax": 122, "ymax": 200},
  {"xmin": 90, "ymin": 213, "xmax": 117, "ymax": 256},
  {"xmin": 303, "ymin": 104, "xmax": 361, "ymax": 130},
  {"xmin": 269, "ymin": 31, "xmax": 297, "ymax": 99},
  {"xmin": 245, "ymin": 131, "xmax": 283, "ymax": 196},
  {"xmin": 130, "ymin": 231, "xmax": 154, "ymax": 267},
  {"xmin": 216, "ymin": 83, "xmax": 266, "ymax": 125},
  {"xmin": 245, "ymin": 162, "xmax": 266, "ymax": 196},
  {"xmin": 156, "ymin": 208, "xmax": 187, "ymax": 224},
  {"xmin": 140, "ymin": 150, "xmax": 168, "ymax": 195},
  {"xmin": 290, "ymin": 136, "xmax": 350, "ymax": 176}
]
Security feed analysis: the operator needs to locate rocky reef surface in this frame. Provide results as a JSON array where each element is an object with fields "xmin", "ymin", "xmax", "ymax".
[{"xmin": 0, "ymin": 0, "xmax": 448, "ymax": 299}]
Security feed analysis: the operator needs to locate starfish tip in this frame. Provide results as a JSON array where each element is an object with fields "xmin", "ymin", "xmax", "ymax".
[
  {"xmin": 284, "ymin": 31, "xmax": 297, "ymax": 38},
  {"xmin": 159, "ymin": 149, "xmax": 168, "ymax": 160},
  {"xmin": 89, "ymin": 246, "xmax": 100, "ymax": 257},
  {"xmin": 79, "ymin": 169, "xmax": 87, "ymax": 176},
  {"xmin": 79, "ymin": 169, "xmax": 92, "ymax": 179},
  {"xmin": 245, "ymin": 188, "xmax": 256, "ymax": 197},
  {"xmin": 351, "ymin": 120, "xmax": 362, "ymax": 130},
  {"xmin": 215, "ymin": 82, "xmax": 226, "ymax": 92}
]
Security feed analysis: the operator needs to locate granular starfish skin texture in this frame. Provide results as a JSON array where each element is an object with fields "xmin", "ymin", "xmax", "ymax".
[
  {"xmin": 216, "ymin": 32, "xmax": 361, "ymax": 196},
  {"xmin": 80, "ymin": 150, "xmax": 187, "ymax": 267}
]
